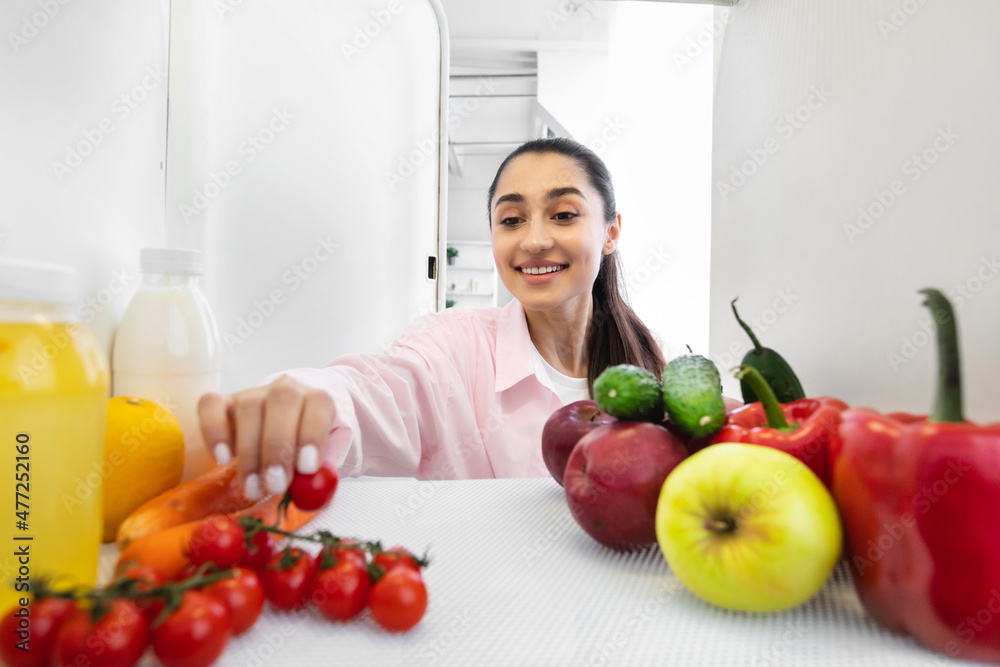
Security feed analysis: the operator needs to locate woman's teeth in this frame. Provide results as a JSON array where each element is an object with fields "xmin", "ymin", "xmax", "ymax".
[{"xmin": 520, "ymin": 266, "xmax": 566, "ymax": 275}]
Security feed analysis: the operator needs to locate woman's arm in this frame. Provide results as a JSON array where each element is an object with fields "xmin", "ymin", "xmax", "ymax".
[{"xmin": 198, "ymin": 312, "xmax": 478, "ymax": 496}]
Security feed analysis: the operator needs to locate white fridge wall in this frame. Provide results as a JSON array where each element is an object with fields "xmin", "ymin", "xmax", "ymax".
[
  {"xmin": 0, "ymin": 0, "xmax": 168, "ymax": 354},
  {"xmin": 165, "ymin": 0, "xmax": 446, "ymax": 393},
  {"xmin": 535, "ymin": 2, "xmax": 715, "ymax": 355},
  {"xmin": 710, "ymin": 0, "xmax": 1000, "ymax": 419}
]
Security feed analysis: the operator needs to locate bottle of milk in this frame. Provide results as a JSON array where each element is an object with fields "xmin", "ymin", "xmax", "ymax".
[{"xmin": 112, "ymin": 248, "xmax": 221, "ymax": 482}]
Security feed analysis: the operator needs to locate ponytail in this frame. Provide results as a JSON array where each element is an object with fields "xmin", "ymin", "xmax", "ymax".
[{"xmin": 586, "ymin": 249, "xmax": 665, "ymax": 395}]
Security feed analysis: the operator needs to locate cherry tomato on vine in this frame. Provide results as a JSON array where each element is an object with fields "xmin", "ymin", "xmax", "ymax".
[
  {"xmin": 288, "ymin": 462, "xmax": 339, "ymax": 511},
  {"xmin": 369, "ymin": 567, "xmax": 428, "ymax": 633},
  {"xmin": 54, "ymin": 599, "xmax": 150, "ymax": 667},
  {"xmin": 373, "ymin": 546, "xmax": 420, "ymax": 573},
  {"xmin": 0, "ymin": 597, "xmax": 76, "ymax": 667},
  {"xmin": 152, "ymin": 590, "xmax": 231, "ymax": 667},
  {"xmin": 116, "ymin": 563, "xmax": 162, "ymax": 588},
  {"xmin": 204, "ymin": 567, "xmax": 265, "ymax": 636},
  {"xmin": 261, "ymin": 547, "xmax": 318, "ymax": 610},
  {"xmin": 319, "ymin": 538, "xmax": 367, "ymax": 570},
  {"xmin": 239, "ymin": 529, "xmax": 275, "ymax": 573},
  {"xmin": 189, "ymin": 514, "xmax": 247, "ymax": 569},
  {"xmin": 116, "ymin": 564, "xmax": 166, "ymax": 622},
  {"xmin": 173, "ymin": 560, "xmax": 201, "ymax": 583},
  {"xmin": 311, "ymin": 559, "xmax": 371, "ymax": 622}
]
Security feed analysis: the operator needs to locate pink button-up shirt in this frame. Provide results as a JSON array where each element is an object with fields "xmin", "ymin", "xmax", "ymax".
[{"xmin": 275, "ymin": 300, "xmax": 565, "ymax": 480}]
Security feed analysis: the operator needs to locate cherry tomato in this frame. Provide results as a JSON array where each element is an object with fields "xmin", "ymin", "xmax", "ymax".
[
  {"xmin": 239, "ymin": 530, "xmax": 275, "ymax": 573},
  {"xmin": 318, "ymin": 538, "xmax": 367, "ymax": 570},
  {"xmin": 152, "ymin": 590, "xmax": 231, "ymax": 667},
  {"xmin": 54, "ymin": 599, "xmax": 149, "ymax": 667},
  {"xmin": 116, "ymin": 564, "xmax": 165, "ymax": 622},
  {"xmin": 204, "ymin": 567, "xmax": 264, "ymax": 636},
  {"xmin": 288, "ymin": 462, "xmax": 339, "ymax": 511},
  {"xmin": 369, "ymin": 567, "xmax": 428, "ymax": 633},
  {"xmin": 116, "ymin": 564, "xmax": 162, "ymax": 588},
  {"xmin": 311, "ymin": 559, "xmax": 371, "ymax": 622},
  {"xmin": 0, "ymin": 597, "xmax": 75, "ymax": 667},
  {"xmin": 373, "ymin": 546, "xmax": 420, "ymax": 573},
  {"xmin": 173, "ymin": 561, "xmax": 201, "ymax": 583},
  {"xmin": 189, "ymin": 514, "xmax": 247, "ymax": 569},
  {"xmin": 261, "ymin": 547, "xmax": 318, "ymax": 610}
]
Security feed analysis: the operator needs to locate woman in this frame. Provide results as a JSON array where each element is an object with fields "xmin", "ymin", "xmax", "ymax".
[{"xmin": 199, "ymin": 137, "xmax": 679, "ymax": 500}]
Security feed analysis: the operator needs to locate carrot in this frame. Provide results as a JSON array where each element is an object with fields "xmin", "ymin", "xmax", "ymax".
[
  {"xmin": 116, "ymin": 464, "xmax": 258, "ymax": 551},
  {"xmin": 116, "ymin": 521, "xmax": 200, "ymax": 582},
  {"xmin": 115, "ymin": 494, "xmax": 320, "ymax": 581}
]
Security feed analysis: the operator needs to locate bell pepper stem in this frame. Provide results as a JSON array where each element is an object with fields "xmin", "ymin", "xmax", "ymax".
[
  {"xmin": 732, "ymin": 298, "xmax": 764, "ymax": 353},
  {"xmin": 920, "ymin": 288, "xmax": 964, "ymax": 423},
  {"xmin": 733, "ymin": 365, "xmax": 793, "ymax": 431}
]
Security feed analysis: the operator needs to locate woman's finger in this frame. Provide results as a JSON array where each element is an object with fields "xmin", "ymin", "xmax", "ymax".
[
  {"xmin": 198, "ymin": 392, "xmax": 235, "ymax": 465},
  {"xmin": 260, "ymin": 379, "xmax": 306, "ymax": 494},
  {"xmin": 296, "ymin": 388, "xmax": 337, "ymax": 474},
  {"xmin": 232, "ymin": 388, "xmax": 267, "ymax": 500}
]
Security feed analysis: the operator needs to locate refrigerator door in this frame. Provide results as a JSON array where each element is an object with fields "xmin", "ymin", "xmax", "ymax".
[{"xmin": 165, "ymin": 0, "xmax": 448, "ymax": 392}]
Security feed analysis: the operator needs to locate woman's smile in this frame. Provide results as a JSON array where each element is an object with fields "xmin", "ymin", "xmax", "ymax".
[
  {"xmin": 516, "ymin": 260, "xmax": 569, "ymax": 284},
  {"xmin": 517, "ymin": 264, "xmax": 568, "ymax": 284}
]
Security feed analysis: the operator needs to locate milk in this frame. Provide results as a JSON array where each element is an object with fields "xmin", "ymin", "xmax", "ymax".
[{"xmin": 112, "ymin": 249, "xmax": 222, "ymax": 482}]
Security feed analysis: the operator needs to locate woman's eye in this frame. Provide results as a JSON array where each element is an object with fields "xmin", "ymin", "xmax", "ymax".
[
  {"xmin": 500, "ymin": 217, "xmax": 521, "ymax": 226},
  {"xmin": 553, "ymin": 212, "xmax": 577, "ymax": 221}
]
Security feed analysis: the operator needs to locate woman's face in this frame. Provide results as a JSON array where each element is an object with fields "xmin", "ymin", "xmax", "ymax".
[{"xmin": 490, "ymin": 152, "xmax": 619, "ymax": 314}]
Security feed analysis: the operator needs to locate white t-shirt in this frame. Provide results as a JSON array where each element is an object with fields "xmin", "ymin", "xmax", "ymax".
[
  {"xmin": 532, "ymin": 346, "xmax": 590, "ymax": 406},
  {"xmin": 530, "ymin": 331, "xmax": 690, "ymax": 406}
]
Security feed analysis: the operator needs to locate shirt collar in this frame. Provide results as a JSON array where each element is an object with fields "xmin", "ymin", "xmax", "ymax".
[{"xmin": 495, "ymin": 299, "xmax": 546, "ymax": 393}]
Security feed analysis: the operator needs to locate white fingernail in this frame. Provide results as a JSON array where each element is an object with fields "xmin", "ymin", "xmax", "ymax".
[
  {"xmin": 297, "ymin": 444, "xmax": 319, "ymax": 474},
  {"xmin": 265, "ymin": 465, "xmax": 288, "ymax": 495},
  {"xmin": 244, "ymin": 473, "xmax": 263, "ymax": 501},
  {"xmin": 213, "ymin": 443, "xmax": 232, "ymax": 465}
]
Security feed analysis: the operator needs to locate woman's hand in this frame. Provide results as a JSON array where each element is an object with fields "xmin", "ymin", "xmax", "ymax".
[{"xmin": 197, "ymin": 375, "xmax": 336, "ymax": 500}]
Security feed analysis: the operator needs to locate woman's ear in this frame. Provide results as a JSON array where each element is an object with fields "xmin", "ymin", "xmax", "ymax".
[{"xmin": 603, "ymin": 213, "xmax": 622, "ymax": 255}]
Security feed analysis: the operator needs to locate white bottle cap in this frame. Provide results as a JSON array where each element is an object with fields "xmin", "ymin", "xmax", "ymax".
[
  {"xmin": 0, "ymin": 258, "xmax": 78, "ymax": 304},
  {"xmin": 140, "ymin": 247, "xmax": 204, "ymax": 275}
]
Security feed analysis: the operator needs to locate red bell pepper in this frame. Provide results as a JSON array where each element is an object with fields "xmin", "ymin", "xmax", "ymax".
[
  {"xmin": 710, "ymin": 365, "xmax": 848, "ymax": 489},
  {"xmin": 832, "ymin": 289, "xmax": 1000, "ymax": 664}
]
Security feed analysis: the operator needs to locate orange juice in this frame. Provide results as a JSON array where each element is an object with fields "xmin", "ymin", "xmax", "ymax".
[{"xmin": 0, "ymin": 277, "xmax": 108, "ymax": 613}]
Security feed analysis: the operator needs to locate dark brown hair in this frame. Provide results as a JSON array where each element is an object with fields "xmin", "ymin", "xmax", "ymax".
[{"xmin": 486, "ymin": 137, "xmax": 666, "ymax": 394}]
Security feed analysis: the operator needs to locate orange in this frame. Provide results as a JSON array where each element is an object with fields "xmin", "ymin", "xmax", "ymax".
[{"xmin": 101, "ymin": 396, "xmax": 185, "ymax": 542}]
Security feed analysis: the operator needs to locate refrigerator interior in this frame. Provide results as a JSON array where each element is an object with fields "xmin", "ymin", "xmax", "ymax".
[{"xmin": 164, "ymin": 0, "xmax": 448, "ymax": 393}]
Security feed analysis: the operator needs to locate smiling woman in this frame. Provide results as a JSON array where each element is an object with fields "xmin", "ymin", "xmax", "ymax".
[
  {"xmin": 198, "ymin": 137, "xmax": 671, "ymax": 487},
  {"xmin": 487, "ymin": 138, "xmax": 666, "ymax": 398}
]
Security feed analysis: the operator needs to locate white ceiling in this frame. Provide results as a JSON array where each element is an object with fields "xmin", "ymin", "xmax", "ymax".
[
  {"xmin": 438, "ymin": 0, "xmax": 617, "ymax": 189},
  {"xmin": 438, "ymin": 0, "xmax": 612, "ymax": 43}
]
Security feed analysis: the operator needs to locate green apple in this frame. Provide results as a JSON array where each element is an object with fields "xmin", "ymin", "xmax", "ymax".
[{"xmin": 655, "ymin": 442, "xmax": 842, "ymax": 612}]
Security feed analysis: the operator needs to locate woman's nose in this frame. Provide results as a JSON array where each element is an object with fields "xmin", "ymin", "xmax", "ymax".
[{"xmin": 520, "ymin": 218, "xmax": 554, "ymax": 254}]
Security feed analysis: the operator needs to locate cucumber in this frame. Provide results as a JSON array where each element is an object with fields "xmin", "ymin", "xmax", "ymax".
[
  {"xmin": 661, "ymin": 354, "xmax": 726, "ymax": 437},
  {"xmin": 593, "ymin": 364, "xmax": 665, "ymax": 423},
  {"xmin": 732, "ymin": 298, "xmax": 805, "ymax": 404}
]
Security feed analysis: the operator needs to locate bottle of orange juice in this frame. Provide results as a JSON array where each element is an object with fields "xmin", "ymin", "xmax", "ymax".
[{"xmin": 0, "ymin": 259, "xmax": 108, "ymax": 613}]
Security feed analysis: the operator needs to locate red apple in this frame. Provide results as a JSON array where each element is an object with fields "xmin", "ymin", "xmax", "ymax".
[
  {"xmin": 541, "ymin": 400, "xmax": 616, "ymax": 486},
  {"xmin": 663, "ymin": 418, "xmax": 714, "ymax": 455},
  {"xmin": 564, "ymin": 422, "xmax": 688, "ymax": 550}
]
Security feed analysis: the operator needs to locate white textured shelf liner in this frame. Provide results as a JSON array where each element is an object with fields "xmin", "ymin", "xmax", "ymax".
[{"xmin": 98, "ymin": 477, "xmax": 981, "ymax": 667}]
